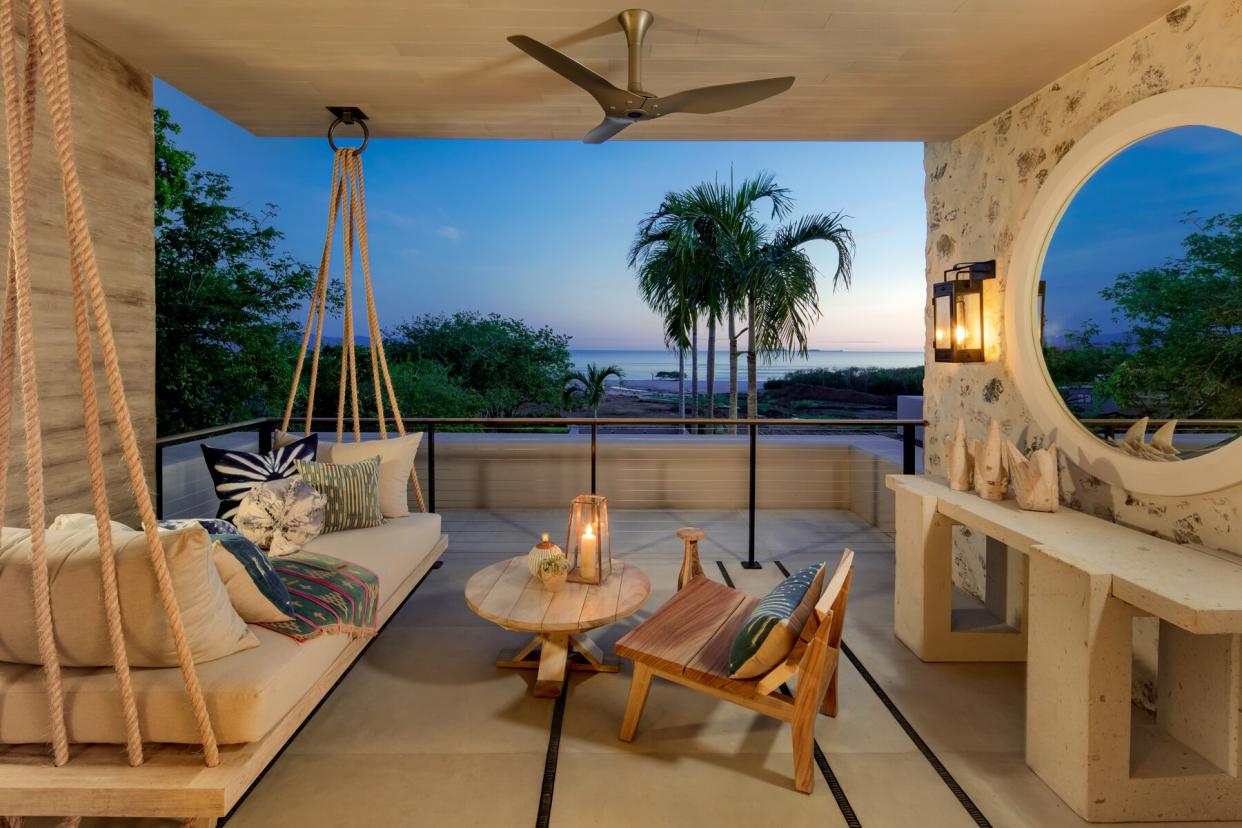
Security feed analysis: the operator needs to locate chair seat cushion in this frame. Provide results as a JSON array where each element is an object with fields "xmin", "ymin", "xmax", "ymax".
[{"xmin": 728, "ymin": 563, "xmax": 825, "ymax": 678}]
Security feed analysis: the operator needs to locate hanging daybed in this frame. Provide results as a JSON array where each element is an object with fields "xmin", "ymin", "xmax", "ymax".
[{"xmin": 0, "ymin": 4, "xmax": 445, "ymax": 823}]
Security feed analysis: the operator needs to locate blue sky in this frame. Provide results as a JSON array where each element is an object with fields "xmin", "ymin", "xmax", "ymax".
[
  {"xmin": 1042, "ymin": 125, "xmax": 1242, "ymax": 344},
  {"xmin": 155, "ymin": 80, "xmax": 927, "ymax": 351}
]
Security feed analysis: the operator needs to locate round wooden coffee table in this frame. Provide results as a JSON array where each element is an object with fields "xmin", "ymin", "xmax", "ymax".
[{"xmin": 465, "ymin": 556, "xmax": 651, "ymax": 698}]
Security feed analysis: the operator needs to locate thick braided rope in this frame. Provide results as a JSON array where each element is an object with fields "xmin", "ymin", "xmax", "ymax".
[
  {"xmin": 336, "ymin": 163, "xmax": 354, "ymax": 441},
  {"xmin": 348, "ymin": 153, "xmax": 427, "ymax": 511},
  {"xmin": 342, "ymin": 161, "xmax": 362, "ymax": 440},
  {"xmin": 0, "ymin": 0, "xmax": 69, "ymax": 767},
  {"xmin": 68, "ymin": 238, "xmax": 144, "ymax": 765},
  {"xmin": 281, "ymin": 150, "xmax": 344, "ymax": 434},
  {"xmin": 34, "ymin": 0, "xmax": 219, "ymax": 765},
  {"xmin": 301, "ymin": 169, "xmax": 341, "ymax": 434}
]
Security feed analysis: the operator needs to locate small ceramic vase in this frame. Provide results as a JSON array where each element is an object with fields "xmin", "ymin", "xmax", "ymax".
[{"xmin": 527, "ymin": 532, "xmax": 564, "ymax": 578}]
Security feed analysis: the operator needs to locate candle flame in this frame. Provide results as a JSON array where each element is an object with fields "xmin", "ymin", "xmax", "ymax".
[{"xmin": 583, "ymin": 524, "xmax": 595, "ymax": 539}]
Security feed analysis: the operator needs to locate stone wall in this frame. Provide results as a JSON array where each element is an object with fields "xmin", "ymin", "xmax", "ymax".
[
  {"xmin": 0, "ymin": 31, "xmax": 154, "ymax": 525},
  {"xmin": 923, "ymin": 0, "xmax": 1242, "ymax": 556}
]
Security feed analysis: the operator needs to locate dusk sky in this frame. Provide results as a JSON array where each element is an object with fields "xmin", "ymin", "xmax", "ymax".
[
  {"xmin": 1042, "ymin": 125, "xmax": 1242, "ymax": 343},
  {"xmin": 155, "ymin": 80, "xmax": 927, "ymax": 351}
]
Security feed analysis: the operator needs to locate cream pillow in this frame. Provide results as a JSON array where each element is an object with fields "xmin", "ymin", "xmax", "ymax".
[
  {"xmin": 0, "ymin": 525, "xmax": 258, "ymax": 667},
  {"xmin": 234, "ymin": 476, "xmax": 327, "ymax": 557},
  {"xmin": 325, "ymin": 433, "xmax": 422, "ymax": 518}
]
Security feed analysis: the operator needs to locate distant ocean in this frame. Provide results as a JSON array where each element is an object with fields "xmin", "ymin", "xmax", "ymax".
[{"xmin": 569, "ymin": 349, "xmax": 922, "ymax": 383}]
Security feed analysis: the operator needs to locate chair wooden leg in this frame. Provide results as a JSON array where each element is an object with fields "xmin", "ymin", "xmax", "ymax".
[
  {"xmin": 820, "ymin": 668, "xmax": 839, "ymax": 718},
  {"xmin": 791, "ymin": 720, "xmax": 816, "ymax": 794},
  {"xmin": 619, "ymin": 663, "xmax": 654, "ymax": 742}
]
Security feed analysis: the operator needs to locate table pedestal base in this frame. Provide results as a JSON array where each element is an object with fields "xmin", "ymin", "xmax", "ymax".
[{"xmin": 496, "ymin": 633, "xmax": 618, "ymax": 698}]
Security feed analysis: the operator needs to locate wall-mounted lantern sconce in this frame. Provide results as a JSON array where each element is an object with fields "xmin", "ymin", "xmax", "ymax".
[{"xmin": 933, "ymin": 259, "xmax": 996, "ymax": 363}]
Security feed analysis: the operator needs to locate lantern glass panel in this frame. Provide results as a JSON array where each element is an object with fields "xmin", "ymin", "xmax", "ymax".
[
  {"xmin": 565, "ymin": 494, "xmax": 611, "ymax": 585},
  {"xmin": 956, "ymin": 288, "xmax": 983, "ymax": 352},
  {"xmin": 933, "ymin": 293, "xmax": 951, "ymax": 349}
]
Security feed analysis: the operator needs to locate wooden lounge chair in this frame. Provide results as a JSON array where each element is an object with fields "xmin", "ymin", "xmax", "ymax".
[{"xmin": 615, "ymin": 548, "xmax": 854, "ymax": 793}]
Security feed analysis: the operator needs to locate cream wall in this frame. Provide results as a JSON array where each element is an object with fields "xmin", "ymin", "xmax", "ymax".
[
  {"xmin": 923, "ymin": 0, "xmax": 1242, "ymax": 557},
  {"xmin": 0, "ymin": 31, "xmax": 154, "ymax": 526}
]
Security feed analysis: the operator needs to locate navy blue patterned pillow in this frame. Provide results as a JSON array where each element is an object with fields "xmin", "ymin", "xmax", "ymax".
[
  {"xmin": 210, "ymin": 533, "xmax": 295, "ymax": 623},
  {"xmin": 159, "ymin": 517, "xmax": 239, "ymax": 536},
  {"xmin": 202, "ymin": 435, "xmax": 318, "ymax": 521}
]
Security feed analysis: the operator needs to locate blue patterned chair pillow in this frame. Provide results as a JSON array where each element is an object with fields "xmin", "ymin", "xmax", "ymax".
[
  {"xmin": 210, "ymin": 534, "xmax": 295, "ymax": 623},
  {"xmin": 201, "ymin": 434, "xmax": 318, "ymax": 521},
  {"xmin": 158, "ymin": 517, "xmax": 239, "ymax": 535},
  {"xmin": 728, "ymin": 562, "xmax": 826, "ymax": 679}
]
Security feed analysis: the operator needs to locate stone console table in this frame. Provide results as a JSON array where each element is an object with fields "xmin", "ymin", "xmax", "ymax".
[{"xmin": 887, "ymin": 474, "xmax": 1242, "ymax": 823}]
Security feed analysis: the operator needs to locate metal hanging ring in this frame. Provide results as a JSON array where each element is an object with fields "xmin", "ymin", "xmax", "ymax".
[{"xmin": 327, "ymin": 116, "xmax": 370, "ymax": 153}]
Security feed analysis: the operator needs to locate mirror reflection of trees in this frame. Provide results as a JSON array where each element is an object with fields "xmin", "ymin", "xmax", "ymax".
[{"xmin": 1040, "ymin": 126, "xmax": 1242, "ymax": 454}]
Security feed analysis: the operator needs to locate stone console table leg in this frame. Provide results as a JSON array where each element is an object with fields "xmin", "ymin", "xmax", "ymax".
[
  {"xmin": 893, "ymin": 486, "xmax": 1027, "ymax": 662},
  {"xmin": 1026, "ymin": 549, "xmax": 1242, "ymax": 822}
]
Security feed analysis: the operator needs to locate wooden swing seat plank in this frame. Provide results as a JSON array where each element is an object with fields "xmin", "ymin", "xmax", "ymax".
[{"xmin": 0, "ymin": 533, "xmax": 447, "ymax": 820}]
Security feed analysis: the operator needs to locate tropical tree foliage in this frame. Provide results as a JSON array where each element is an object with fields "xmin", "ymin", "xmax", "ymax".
[
  {"xmin": 1086, "ymin": 213, "xmax": 1241, "ymax": 418},
  {"xmin": 564, "ymin": 363, "xmax": 624, "ymax": 417},
  {"xmin": 388, "ymin": 312, "xmax": 572, "ymax": 417},
  {"xmin": 630, "ymin": 172, "xmax": 855, "ymax": 421},
  {"xmin": 154, "ymin": 108, "xmax": 337, "ymax": 435}
]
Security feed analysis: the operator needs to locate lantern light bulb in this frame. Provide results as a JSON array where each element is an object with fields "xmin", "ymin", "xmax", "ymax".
[{"xmin": 955, "ymin": 325, "xmax": 968, "ymax": 344}]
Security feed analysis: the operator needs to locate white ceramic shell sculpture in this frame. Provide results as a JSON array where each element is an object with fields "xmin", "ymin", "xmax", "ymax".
[
  {"xmin": 971, "ymin": 418, "xmax": 1008, "ymax": 501},
  {"xmin": 945, "ymin": 417, "xmax": 973, "ymax": 492},
  {"xmin": 527, "ymin": 532, "xmax": 565, "ymax": 578},
  {"xmin": 1005, "ymin": 440, "xmax": 1060, "ymax": 512},
  {"xmin": 1112, "ymin": 417, "xmax": 1180, "ymax": 462}
]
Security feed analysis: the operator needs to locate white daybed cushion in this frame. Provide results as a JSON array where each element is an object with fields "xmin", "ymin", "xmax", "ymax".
[
  {"xmin": 0, "ymin": 511, "xmax": 444, "ymax": 745},
  {"xmin": 301, "ymin": 512, "xmax": 441, "ymax": 590},
  {"xmin": 0, "ymin": 525, "xmax": 257, "ymax": 668}
]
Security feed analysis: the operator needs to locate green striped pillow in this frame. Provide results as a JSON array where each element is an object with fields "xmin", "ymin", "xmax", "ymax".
[{"xmin": 294, "ymin": 457, "xmax": 384, "ymax": 534}]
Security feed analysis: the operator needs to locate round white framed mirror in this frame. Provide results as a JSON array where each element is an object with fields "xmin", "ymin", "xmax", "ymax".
[{"xmin": 1006, "ymin": 87, "xmax": 1242, "ymax": 496}]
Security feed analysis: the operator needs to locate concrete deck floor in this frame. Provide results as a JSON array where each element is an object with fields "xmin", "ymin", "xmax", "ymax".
[{"xmin": 71, "ymin": 509, "xmax": 1242, "ymax": 827}]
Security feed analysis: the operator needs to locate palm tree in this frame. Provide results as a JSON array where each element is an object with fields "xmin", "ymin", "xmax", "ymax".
[
  {"xmin": 655, "ymin": 173, "xmax": 854, "ymax": 420},
  {"xmin": 565, "ymin": 363, "xmax": 624, "ymax": 418},
  {"xmin": 742, "ymin": 213, "xmax": 855, "ymax": 417},
  {"xmin": 631, "ymin": 230, "xmax": 692, "ymax": 420}
]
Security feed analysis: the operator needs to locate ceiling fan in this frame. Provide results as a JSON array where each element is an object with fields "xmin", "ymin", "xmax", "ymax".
[{"xmin": 508, "ymin": 9, "xmax": 795, "ymax": 144}]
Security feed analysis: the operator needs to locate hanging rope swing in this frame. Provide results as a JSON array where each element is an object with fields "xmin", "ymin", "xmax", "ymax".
[
  {"xmin": 0, "ymin": 0, "xmax": 219, "ymax": 779},
  {"xmin": 280, "ymin": 110, "xmax": 427, "ymax": 513}
]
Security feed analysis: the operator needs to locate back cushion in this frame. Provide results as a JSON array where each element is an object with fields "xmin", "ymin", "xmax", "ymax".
[
  {"xmin": 728, "ymin": 562, "xmax": 826, "ymax": 679},
  {"xmin": 0, "ymin": 525, "xmax": 258, "ymax": 667}
]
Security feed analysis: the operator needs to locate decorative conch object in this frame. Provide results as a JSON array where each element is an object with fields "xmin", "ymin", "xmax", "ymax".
[
  {"xmin": 1112, "ymin": 417, "xmax": 1180, "ymax": 462},
  {"xmin": 945, "ymin": 417, "xmax": 972, "ymax": 492},
  {"xmin": 971, "ymin": 418, "xmax": 1008, "ymax": 501},
  {"xmin": 527, "ymin": 532, "xmax": 564, "ymax": 578},
  {"xmin": 1005, "ymin": 440, "xmax": 1059, "ymax": 512}
]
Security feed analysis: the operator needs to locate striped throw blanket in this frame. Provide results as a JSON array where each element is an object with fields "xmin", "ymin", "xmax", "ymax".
[{"xmin": 258, "ymin": 551, "xmax": 380, "ymax": 643}]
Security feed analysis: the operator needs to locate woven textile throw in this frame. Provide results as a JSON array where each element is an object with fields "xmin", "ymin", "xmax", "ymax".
[{"xmin": 258, "ymin": 551, "xmax": 380, "ymax": 643}]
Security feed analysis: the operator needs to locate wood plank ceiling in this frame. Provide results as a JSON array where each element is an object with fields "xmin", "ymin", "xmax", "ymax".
[{"xmin": 70, "ymin": 0, "xmax": 1183, "ymax": 141}]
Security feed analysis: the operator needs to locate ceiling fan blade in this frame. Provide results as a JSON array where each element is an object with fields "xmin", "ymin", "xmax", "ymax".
[
  {"xmin": 507, "ymin": 35, "xmax": 628, "ymax": 109},
  {"xmin": 583, "ymin": 116, "xmax": 633, "ymax": 144},
  {"xmin": 656, "ymin": 76, "xmax": 795, "ymax": 115}
]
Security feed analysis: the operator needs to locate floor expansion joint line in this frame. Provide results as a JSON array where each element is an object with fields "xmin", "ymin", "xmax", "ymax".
[
  {"xmin": 219, "ymin": 562, "xmax": 443, "ymax": 827},
  {"xmin": 776, "ymin": 560, "xmax": 989, "ymax": 827},
  {"xmin": 780, "ymin": 680, "xmax": 862, "ymax": 828},
  {"xmin": 715, "ymin": 560, "xmax": 735, "ymax": 588},
  {"xmin": 535, "ymin": 672, "xmax": 571, "ymax": 828},
  {"xmin": 839, "ymin": 641, "xmax": 993, "ymax": 828}
]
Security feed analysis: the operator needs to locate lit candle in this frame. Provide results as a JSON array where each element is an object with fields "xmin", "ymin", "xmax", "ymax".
[{"xmin": 580, "ymin": 523, "xmax": 598, "ymax": 581}]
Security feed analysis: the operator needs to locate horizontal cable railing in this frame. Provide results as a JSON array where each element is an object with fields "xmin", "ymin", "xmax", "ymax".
[{"xmin": 156, "ymin": 415, "xmax": 926, "ymax": 568}]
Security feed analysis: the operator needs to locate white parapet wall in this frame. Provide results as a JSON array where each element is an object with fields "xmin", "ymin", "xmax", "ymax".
[{"xmin": 161, "ymin": 430, "xmax": 916, "ymax": 533}]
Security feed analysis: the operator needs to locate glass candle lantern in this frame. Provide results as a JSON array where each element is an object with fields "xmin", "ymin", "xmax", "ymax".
[
  {"xmin": 565, "ymin": 494, "xmax": 611, "ymax": 585},
  {"xmin": 933, "ymin": 260, "xmax": 995, "ymax": 363}
]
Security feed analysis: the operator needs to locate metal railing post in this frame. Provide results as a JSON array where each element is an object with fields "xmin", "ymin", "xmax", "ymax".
[
  {"xmin": 742, "ymin": 422, "xmax": 761, "ymax": 570},
  {"xmin": 154, "ymin": 443, "xmax": 164, "ymax": 520},
  {"xmin": 590, "ymin": 421, "xmax": 598, "ymax": 495},
  {"xmin": 258, "ymin": 418, "xmax": 273, "ymax": 455},
  {"xmin": 903, "ymin": 423, "xmax": 917, "ymax": 474},
  {"xmin": 427, "ymin": 424, "xmax": 436, "ymax": 513}
]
